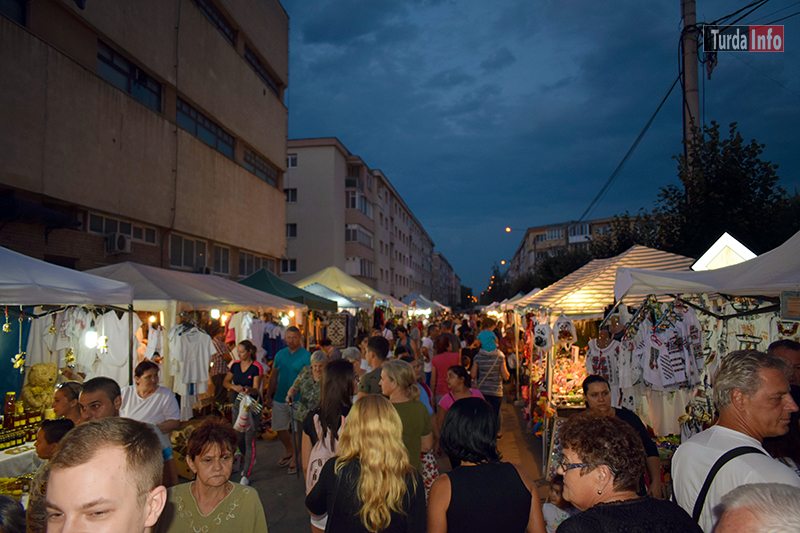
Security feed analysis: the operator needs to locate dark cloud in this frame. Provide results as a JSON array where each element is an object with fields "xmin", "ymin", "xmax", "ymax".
[
  {"xmin": 480, "ymin": 47, "xmax": 516, "ymax": 72},
  {"xmin": 427, "ymin": 68, "xmax": 476, "ymax": 88},
  {"xmin": 282, "ymin": 0, "xmax": 800, "ymax": 291}
]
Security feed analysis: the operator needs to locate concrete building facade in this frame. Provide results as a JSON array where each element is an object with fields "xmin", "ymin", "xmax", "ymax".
[
  {"xmin": 432, "ymin": 252, "xmax": 459, "ymax": 309},
  {"xmin": 282, "ymin": 138, "xmax": 438, "ymax": 301},
  {"xmin": 0, "ymin": 0, "xmax": 288, "ymax": 277},
  {"xmin": 506, "ymin": 217, "xmax": 615, "ymax": 281}
]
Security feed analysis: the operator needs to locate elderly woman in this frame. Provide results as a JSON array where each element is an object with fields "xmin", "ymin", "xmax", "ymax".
[
  {"xmin": 429, "ymin": 397, "xmax": 545, "ymax": 532},
  {"xmin": 582, "ymin": 375, "xmax": 662, "ymax": 498},
  {"xmin": 52, "ymin": 381, "xmax": 82, "ymax": 426},
  {"xmin": 120, "ymin": 360, "xmax": 180, "ymax": 434},
  {"xmin": 156, "ymin": 417, "xmax": 268, "ymax": 533},
  {"xmin": 305, "ymin": 395, "xmax": 426, "ymax": 533},
  {"xmin": 287, "ymin": 350, "xmax": 329, "ymax": 429},
  {"xmin": 555, "ymin": 414, "xmax": 700, "ymax": 533}
]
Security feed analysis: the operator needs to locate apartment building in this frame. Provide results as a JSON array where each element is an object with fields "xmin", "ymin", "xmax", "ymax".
[
  {"xmin": 506, "ymin": 217, "xmax": 615, "ymax": 281},
  {"xmin": 432, "ymin": 252, "xmax": 460, "ymax": 309},
  {"xmin": 282, "ymin": 138, "xmax": 437, "ymax": 301},
  {"xmin": 0, "ymin": 0, "xmax": 288, "ymax": 277}
]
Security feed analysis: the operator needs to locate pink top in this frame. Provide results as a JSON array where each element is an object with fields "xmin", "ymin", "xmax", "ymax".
[
  {"xmin": 431, "ymin": 352, "xmax": 461, "ymax": 396},
  {"xmin": 437, "ymin": 388, "xmax": 485, "ymax": 411}
]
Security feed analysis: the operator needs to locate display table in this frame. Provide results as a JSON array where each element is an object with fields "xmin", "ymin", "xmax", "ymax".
[{"xmin": 0, "ymin": 444, "xmax": 40, "ymax": 478}]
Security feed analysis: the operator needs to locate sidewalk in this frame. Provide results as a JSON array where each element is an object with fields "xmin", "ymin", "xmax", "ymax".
[{"xmin": 241, "ymin": 402, "xmax": 548, "ymax": 533}]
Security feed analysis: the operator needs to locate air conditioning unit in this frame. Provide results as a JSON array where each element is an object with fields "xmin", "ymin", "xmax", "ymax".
[{"xmin": 106, "ymin": 233, "xmax": 132, "ymax": 254}]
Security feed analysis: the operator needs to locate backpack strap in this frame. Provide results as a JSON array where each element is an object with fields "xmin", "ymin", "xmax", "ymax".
[{"xmin": 691, "ymin": 446, "xmax": 766, "ymax": 522}]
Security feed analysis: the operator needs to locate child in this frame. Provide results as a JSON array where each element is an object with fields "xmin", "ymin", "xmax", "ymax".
[
  {"xmin": 471, "ymin": 317, "xmax": 498, "ymax": 352},
  {"xmin": 27, "ymin": 419, "xmax": 75, "ymax": 533},
  {"xmin": 542, "ymin": 474, "xmax": 578, "ymax": 533}
]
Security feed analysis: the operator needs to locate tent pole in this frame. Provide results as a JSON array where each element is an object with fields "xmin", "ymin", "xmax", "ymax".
[
  {"xmin": 128, "ymin": 305, "xmax": 134, "ymax": 386},
  {"xmin": 514, "ymin": 311, "xmax": 521, "ymax": 403}
]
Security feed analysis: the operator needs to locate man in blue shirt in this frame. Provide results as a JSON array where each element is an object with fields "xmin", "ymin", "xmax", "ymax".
[{"xmin": 265, "ymin": 326, "xmax": 311, "ymax": 474}]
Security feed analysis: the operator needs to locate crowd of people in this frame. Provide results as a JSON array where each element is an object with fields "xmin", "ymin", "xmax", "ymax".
[{"xmin": 3, "ymin": 314, "xmax": 800, "ymax": 533}]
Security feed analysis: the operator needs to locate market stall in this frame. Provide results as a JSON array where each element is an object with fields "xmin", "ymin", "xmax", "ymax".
[
  {"xmin": 401, "ymin": 293, "xmax": 439, "ymax": 319},
  {"xmin": 0, "ymin": 246, "xmax": 134, "ymax": 490},
  {"xmin": 510, "ymin": 246, "xmax": 696, "ymax": 475},
  {"xmin": 88, "ymin": 262, "xmax": 306, "ymax": 419}
]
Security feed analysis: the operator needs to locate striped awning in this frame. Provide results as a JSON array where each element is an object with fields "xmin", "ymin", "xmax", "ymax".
[{"xmin": 515, "ymin": 246, "xmax": 695, "ymax": 318}]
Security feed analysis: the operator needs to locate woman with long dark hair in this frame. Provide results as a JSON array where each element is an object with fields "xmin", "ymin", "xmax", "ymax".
[{"xmin": 301, "ymin": 359, "xmax": 356, "ymax": 533}]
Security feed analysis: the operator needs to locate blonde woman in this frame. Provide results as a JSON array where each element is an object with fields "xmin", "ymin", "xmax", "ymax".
[
  {"xmin": 305, "ymin": 395, "xmax": 426, "ymax": 533},
  {"xmin": 380, "ymin": 359, "xmax": 434, "ymax": 474}
]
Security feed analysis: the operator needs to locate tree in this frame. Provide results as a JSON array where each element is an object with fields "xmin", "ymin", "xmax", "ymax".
[
  {"xmin": 657, "ymin": 122, "xmax": 797, "ymax": 257},
  {"xmin": 528, "ymin": 248, "xmax": 592, "ymax": 290},
  {"xmin": 589, "ymin": 210, "xmax": 661, "ymax": 259}
]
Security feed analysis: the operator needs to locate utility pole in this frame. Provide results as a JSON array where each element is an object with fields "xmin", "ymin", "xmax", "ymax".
[{"xmin": 681, "ymin": 0, "xmax": 700, "ymax": 162}]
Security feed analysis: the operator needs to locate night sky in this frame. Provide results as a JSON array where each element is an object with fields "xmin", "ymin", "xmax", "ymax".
[{"xmin": 279, "ymin": 0, "xmax": 800, "ymax": 293}]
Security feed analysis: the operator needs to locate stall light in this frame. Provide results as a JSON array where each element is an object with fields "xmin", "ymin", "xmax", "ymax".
[
  {"xmin": 210, "ymin": 309, "xmax": 221, "ymax": 319},
  {"xmin": 280, "ymin": 316, "xmax": 290, "ymax": 327},
  {"xmin": 220, "ymin": 313, "xmax": 228, "ymax": 325},
  {"xmin": 288, "ymin": 310, "xmax": 295, "ymax": 318},
  {"xmin": 84, "ymin": 326, "xmax": 98, "ymax": 349},
  {"xmin": 149, "ymin": 315, "xmax": 157, "ymax": 323}
]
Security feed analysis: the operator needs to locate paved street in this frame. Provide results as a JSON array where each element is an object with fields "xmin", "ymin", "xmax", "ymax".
[{"xmin": 225, "ymin": 403, "xmax": 548, "ymax": 533}]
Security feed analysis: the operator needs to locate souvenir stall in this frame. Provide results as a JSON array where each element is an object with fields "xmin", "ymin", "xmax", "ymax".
[
  {"xmin": 613, "ymin": 229, "xmax": 800, "ymax": 485},
  {"xmin": 509, "ymin": 246, "xmax": 696, "ymax": 476},
  {"xmin": 298, "ymin": 283, "xmax": 364, "ymax": 346},
  {"xmin": 401, "ymin": 293, "xmax": 438, "ymax": 321},
  {"xmin": 296, "ymin": 266, "xmax": 405, "ymax": 342},
  {"xmin": 239, "ymin": 268, "xmax": 338, "ymax": 350},
  {"xmin": 0, "ymin": 247, "xmax": 134, "ymax": 496},
  {"xmin": 87, "ymin": 262, "xmax": 305, "ymax": 420}
]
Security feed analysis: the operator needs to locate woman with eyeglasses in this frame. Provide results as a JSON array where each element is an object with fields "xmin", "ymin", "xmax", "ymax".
[
  {"xmin": 582, "ymin": 374, "xmax": 663, "ymax": 498},
  {"xmin": 555, "ymin": 413, "xmax": 700, "ymax": 533},
  {"xmin": 52, "ymin": 382, "xmax": 82, "ymax": 426}
]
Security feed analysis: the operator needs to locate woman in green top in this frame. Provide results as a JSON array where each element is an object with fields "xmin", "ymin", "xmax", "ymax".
[
  {"xmin": 156, "ymin": 417, "xmax": 268, "ymax": 533},
  {"xmin": 380, "ymin": 359, "xmax": 433, "ymax": 472}
]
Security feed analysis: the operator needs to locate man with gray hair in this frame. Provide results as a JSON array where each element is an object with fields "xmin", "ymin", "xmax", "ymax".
[
  {"xmin": 713, "ymin": 483, "xmax": 800, "ymax": 532},
  {"xmin": 672, "ymin": 350, "xmax": 800, "ymax": 532}
]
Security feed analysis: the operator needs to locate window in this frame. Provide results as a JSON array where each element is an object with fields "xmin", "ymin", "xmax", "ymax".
[
  {"xmin": 191, "ymin": 0, "xmax": 237, "ymax": 46},
  {"xmin": 345, "ymin": 224, "xmax": 373, "ymax": 249},
  {"xmin": 169, "ymin": 234, "xmax": 206, "ymax": 270},
  {"xmin": 346, "ymin": 191, "xmax": 358, "ymax": 210},
  {"xmin": 285, "ymin": 188, "xmax": 297, "ymax": 203},
  {"xmin": 546, "ymin": 228, "xmax": 564, "ymax": 241},
  {"xmin": 345, "ymin": 176, "xmax": 364, "ymax": 191},
  {"xmin": 359, "ymin": 259, "xmax": 374, "ymax": 278},
  {"xmin": 213, "ymin": 245, "xmax": 230, "ymax": 275},
  {"xmin": 366, "ymin": 175, "xmax": 373, "ymax": 189},
  {"xmin": 97, "ymin": 42, "xmax": 161, "ymax": 112},
  {"xmin": 569, "ymin": 224, "xmax": 590, "ymax": 237},
  {"xmin": 176, "ymin": 98, "xmax": 234, "ymax": 159},
  {"xmin": 287, "ymin": 154, "xmax": 297, "ymax": 168},
  {"xmin": 244, "ymin": 45, "xmax": 281, "ymax": 98},
  {"xmin": 88, "ymin": 213, "xmax": 156, "ymax": 243},
  {"xmin": 286, "ymin": 223, "xmax": 297, "ymax": 238},
  {"xmin": 359, "ymin": 195, "xmax": 373, "ymax": 219},
  {"xmin": 281, "ymin": 259, "xmax": 296, "ymax": 274},
  {"xmin": 243, "ymin": 148, "xmax": 279, "ymax": 187},
  {"xmin": 238, "ymin": 251, "xmax": 272, "ymax": 277}
]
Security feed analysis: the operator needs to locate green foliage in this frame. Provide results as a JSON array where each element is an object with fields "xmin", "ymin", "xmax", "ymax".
[
  {"xmin": 657, "ymin": 121, "xmax": 797, "ymax": 256},
  {"xmin": 589, "ymin": 210, "xmax": 661, "ymax": 259}
]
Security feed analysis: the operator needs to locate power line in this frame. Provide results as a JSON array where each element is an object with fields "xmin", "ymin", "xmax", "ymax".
[
  {"xmin": 746, "ymin": 0, "xmax": 800, "ymax": 23},
  {"xmin": 710, "ymin": 0, "xmax": 770, "ymax": 25},
  {"xmin": 728, "ymin": 0, "xmax": 772, "ymax": 25},
  {"xmin": 577, "ymin": 74, "xmax": 682, "ymax": 222},
  {"xmin": 730, "ymin": 53, "xmax": 800, "ymax": 99},
  {"xmin": 763, "ymin": 8, "xmax": 800, "ymax": 23}
]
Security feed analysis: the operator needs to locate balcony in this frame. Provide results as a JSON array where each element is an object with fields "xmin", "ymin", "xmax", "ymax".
[{"xmin": 345, "ymin": 177, "xmax": 364, "ymax": 191}]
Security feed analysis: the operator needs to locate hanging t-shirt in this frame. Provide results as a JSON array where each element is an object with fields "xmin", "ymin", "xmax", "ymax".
[
  {"xmin": 586, "ymin": 339, "xmax": 621, "ymax": 408},
  {"xmin": 553, "ymin": 315, "xmax": 577, "ymax": 346},
  {"xmin": 770, "ymin": 316, "xmax": 800, "ymax": 343}
]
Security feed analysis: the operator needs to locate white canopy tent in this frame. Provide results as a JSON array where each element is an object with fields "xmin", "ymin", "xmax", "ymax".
[
  {"xmin": 515, "ymin": 246, "xmax": 695, "ymax": 320},
  {"xmin": 87, "ymin": 262, "xmax": 306, "ymax": 317},
  {"xmin": 0, "ymin": 246, "xmax": 133, "ymax": 306},
  {"xmin": 502, "ymin": 288, "xmax": 541, "ymax": 311},
  {"xmin": 614, "ymin": 230, "xmax": 800, "ymax": 300}
]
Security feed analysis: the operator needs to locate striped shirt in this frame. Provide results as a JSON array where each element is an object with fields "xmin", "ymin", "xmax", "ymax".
[
  {"xmin": 473, "ymin": 350, "xmax": 505, "ymax": 397},
  {"xmin": 210, "ymin": 336, "xmax": 230, "ymax": 376}
]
